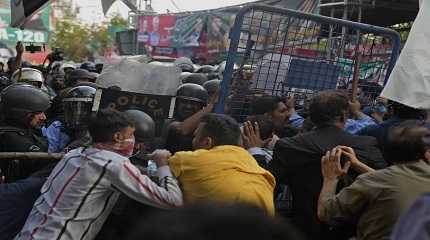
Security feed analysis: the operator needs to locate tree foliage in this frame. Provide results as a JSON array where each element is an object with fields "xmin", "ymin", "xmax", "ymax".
[{"xmin": 49, "ymin": 13, "xmax": 128, "ymax": 62}]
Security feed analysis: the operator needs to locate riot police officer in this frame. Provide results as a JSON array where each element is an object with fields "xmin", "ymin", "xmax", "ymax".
[
  {"xmin": 124, "ymin": 109, "xmax": 156, "ymax": 156},
  {"xmin": 0, "ymin": 84, "xmax": 51, "ymax": 180},
  {"xmin": 63, "ymin": 86, "xmax": 96, "ymax": 150},
  {"xmin": 203, "ymin": 79, "xmax": 221, "ymax": 99},
  {"xmin": 174, "ymin": 57, "xmax": 195, "ymax": 73},
  {"xmin": 11, "ymin": 67, "xmax": 57, "ymax": 98},
  {"xmin": 11, "ymin": 68, "xmax": 44, "ymax": 89},
  {"xmin": 164, "ymin": 83, "xmax": 210, "ymax": 153},
  {"xmin": 80, "ymin": 61, "xmax": 98, "ymax": 73},
  {"xmin": 47, "ymin": 69, "xmax": 97, "ymax": 124},
  {"xmin": 44, "ymin": 86, "xmax": 96, "ymax": 153},
  {"xmin": 196, "ymin": 65, "xmax": 216, "ymax": 74},
  {"xmin": 65, "ymin": 69, "xmax": 96, "ymax": 88}
]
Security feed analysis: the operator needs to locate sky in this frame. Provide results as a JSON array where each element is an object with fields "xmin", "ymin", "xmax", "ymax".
[{"xmin": 75, "ymin": 0, "xmax": 257, "ymax": 24}]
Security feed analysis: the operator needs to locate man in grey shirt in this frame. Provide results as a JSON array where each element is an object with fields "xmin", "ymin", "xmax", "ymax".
[{"xmin": 318, "ymin": 120, "xmax": 430, "ymax": 240}]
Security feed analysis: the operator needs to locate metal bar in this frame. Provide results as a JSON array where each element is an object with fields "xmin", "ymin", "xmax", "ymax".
[
  {"xmin": 237, "ymin": 4, "xmax": 400, "ymax": 38},
  {"xmin": 216, "ymin": 3, "xmax": 401, "ymax": 115},
  {"xmin": 0, "ymin": 152, "xmax": 64, "ymax": 161},
  {"xmin": 351, "ymin": 53, "xmax": 362, "ymax": 101},
  {"xmin": 339, "ymin": 0, "xmax": 348, "ymax": 58},
  {"xmin": 214, "ymin": 6, "xmax": 248, "ymax": 113}
]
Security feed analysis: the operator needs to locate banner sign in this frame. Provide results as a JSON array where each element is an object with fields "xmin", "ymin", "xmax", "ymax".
[
  {"xmin": 338, "ymin": 58, "xmax": 386, "ymax": 82},
  {"xmin": 0, "ymin": 0, "xmax": 50, "ymax": 45},
  {"xmin": 10, "ymin": 0, "xmax": 50, "ymax": 29},
  {"xmin": 98, "ymin": 88, "xmax": 173, "ymax": 119},
  {"xmin": 138, "ymin": 12, "xmax": 233, "ymax": 51},
  {"xmin": 138, "ymin": 15, "xmax": 176, "ymax": 47}
]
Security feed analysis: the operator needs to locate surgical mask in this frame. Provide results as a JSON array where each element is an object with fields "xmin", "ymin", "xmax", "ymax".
[
  {"xmin": 94, "ymin": 136, "xmax": 136, "ymax": 157},
  {"xmin": 115, "ymin": 137, "xmax": 136, "ymax": 157}
]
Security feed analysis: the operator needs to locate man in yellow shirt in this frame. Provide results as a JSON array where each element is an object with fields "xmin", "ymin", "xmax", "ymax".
[{"xmin": 168, "ymin": 113, "xmax": 276, "ymax": 215}]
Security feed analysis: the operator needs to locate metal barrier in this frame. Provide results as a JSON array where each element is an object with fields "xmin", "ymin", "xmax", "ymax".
[{"xmin": 215, "ymin": 4, "xmax": 401, "ymax": 121}]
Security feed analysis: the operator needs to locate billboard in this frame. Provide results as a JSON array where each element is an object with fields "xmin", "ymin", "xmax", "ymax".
[
  {"xmin": 0, "ymin": 0, "xmax": 51, "ymax": 45},
  {"xmin": 137, "ymin": 12, "xmax": 234, "ymax": 58},
  {"xmin": 138, "ymin": 15, "xmax": 176, "ymax": 47}
]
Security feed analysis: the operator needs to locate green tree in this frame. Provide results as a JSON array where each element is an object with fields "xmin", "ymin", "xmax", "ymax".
[
  {"xmin": 50, "ymin": 19, "xmax": 91, "ymax": 62},
  {"xmin": 49, "ymin": 14, "xmax": 128, "ymax": 61}
]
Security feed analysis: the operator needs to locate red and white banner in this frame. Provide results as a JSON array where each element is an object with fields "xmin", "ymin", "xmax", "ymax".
[{"xmin": 137, "ymin": 15, "xmax": 176, "ymax": 47}]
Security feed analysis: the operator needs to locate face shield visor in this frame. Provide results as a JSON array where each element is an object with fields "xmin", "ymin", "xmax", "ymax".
[{"xmin": 63, "ymin": 97, "xmax": 93, "ymax": 129}]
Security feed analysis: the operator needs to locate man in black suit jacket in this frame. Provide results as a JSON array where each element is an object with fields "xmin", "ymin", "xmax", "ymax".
[{"xmin": 269, "ymin": 91, "xmax": 386, "ymax": 240}]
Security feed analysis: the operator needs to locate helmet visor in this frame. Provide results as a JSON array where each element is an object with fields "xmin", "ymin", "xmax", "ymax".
[{"xmin": 63, "ymin": 99, "xmax": 92, "ymax": 128}]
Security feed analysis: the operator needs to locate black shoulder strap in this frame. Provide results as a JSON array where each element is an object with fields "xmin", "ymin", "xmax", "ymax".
[{"xmin": 0, "ymin": 126, "xmax": 26, "ymax": 135}]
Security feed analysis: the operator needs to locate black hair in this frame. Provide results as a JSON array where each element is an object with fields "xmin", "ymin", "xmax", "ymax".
[
  {"xmin": 200, "ymin": 113, "xmax": 241, "ymax": 146},
  {"xmin": 126, "ymin": 203, "xmax": 304, "ymax": 240},
  {"xmin": 88, "ymin": 109, "xmax": 134, "ymax": 143},
  {"xmin": 385, "ymin": 120, "xmax": 430, "ymax": 164},
  {"xmin": 250, "ymin": 95, "xmax": 284, "ymax": 115},
  {"xmin": 300, "ymin": 117, "xmax": 315, "ymax": 133},
  {"xmin": 246, "ymin": 115, "xmax": 275, "ymax": 140},
  {"xmin": 309, "ymin": 90, "xmax": 349, "ymax": 128},
  {"xmin": 277, "ymin": 125, "xmax": 299, "ymax": 138},
  {"xmin": 390, "ymin": 101, "xmax": 427, "ymax": 120}
]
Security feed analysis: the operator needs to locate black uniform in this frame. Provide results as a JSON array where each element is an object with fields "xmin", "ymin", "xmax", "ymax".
[
  {"xmin": 0, "ymin": 126, "xmax": 49, "ymax": 181},
  {"xmin": 0, "ymin": 84, "xmax": 51, "ymax": 181}
]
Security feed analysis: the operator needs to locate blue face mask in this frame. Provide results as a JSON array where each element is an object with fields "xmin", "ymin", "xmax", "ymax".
[{"xmin": 375, "ymin": 104, "xmax": 387, "ymax": 114}]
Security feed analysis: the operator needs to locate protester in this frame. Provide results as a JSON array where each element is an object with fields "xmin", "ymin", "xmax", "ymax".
[
  {"xmin": 318, "ymin": 120, "xmax": 430, "ymax": 240},
  {"xmin": 241, "ymin": 115, "xmax": 275, "ymax": 168},
  {"xmin": 240, "ymin": 115, "xmax": 294, "ymax": 219},
  {"xmin": 345, "ymin": 100, "xmax": 377, "ymax": 134},
  {"xmin": 96, "ymin": 110, "xmax": 158, "ymax": 240},
  {"xmin": 5, "ymin": 42, "xmax": 24, "ymax": 79},
  {"xmin": 250, "ymin": 95, "xmax": 290, "ymax": 133},
  {"xmin": 15, "ymin": 109, "xmax": 183, "ymax": 240},
  {"xmin": 126, "ymin": 203, "xmax": 304, "ymax": 240},
  {"xmin": 357, "ymin": 101, "xmax": 427, "ymax": 158},
  {"xmin": 168, "ymin": 113, "xmax": 275, "ymax": 215},
  {"xmin": 269, "ymin": 90, "xmax": 386, "ymax": 240}
]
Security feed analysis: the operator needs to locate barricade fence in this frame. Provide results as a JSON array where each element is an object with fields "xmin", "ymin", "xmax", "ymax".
[{"xmin": 215, "ymin": 4, "xmax": 401, "ymax": 121}]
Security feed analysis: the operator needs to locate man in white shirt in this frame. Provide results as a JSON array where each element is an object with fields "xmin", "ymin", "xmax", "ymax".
[{"xmin": 15, "ymin": 109, "xmax": 183, "ymax": 240}]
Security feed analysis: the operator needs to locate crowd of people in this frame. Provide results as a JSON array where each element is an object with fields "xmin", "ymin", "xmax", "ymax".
[{"xmin": 0, "ymin": 41, "xmax": 429, "ymax": 240}]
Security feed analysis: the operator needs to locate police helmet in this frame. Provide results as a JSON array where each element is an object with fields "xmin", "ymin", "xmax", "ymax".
[
  {"xmin": 11, "ymin": 68, "xmax": 44, "ymax": 88},
  {"xmin": 124, "ymin": 109, "xmax": 156, "ymax": 141},
  {"xmin": 202, "ymin": 79, "xmax": 221, "ymax": 96},
  {"xmin": 1, "ymin": 84, "xmax": 51, "ymax": 124},
  {"xmin": 62, "ymin": 86, "xmax": 96, "ymax": 129},
  {"xmin": 196, "ymin": 65, "xmax": 216, "ymax": 74},
  {"xmin": 176, "ymin": 83, "xmax": 209, "ymax": 104},
  {"xmin": 60, "ymin": 62, "xmax": 76, "ymax": 73},
  {"xmin": 182, "ymin": 73, "xmax": 208, "ymax": 86},
  {"xmin": 80, "ymin": 62, "xmax": 97, "ymax": 73},
  {"xmin": 65, "ymin": 69, "xmax": 95, "ymax": 87},
  {"xmin": 174, "ymin": 57, "xmax": 194, "ymax": 73}
]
